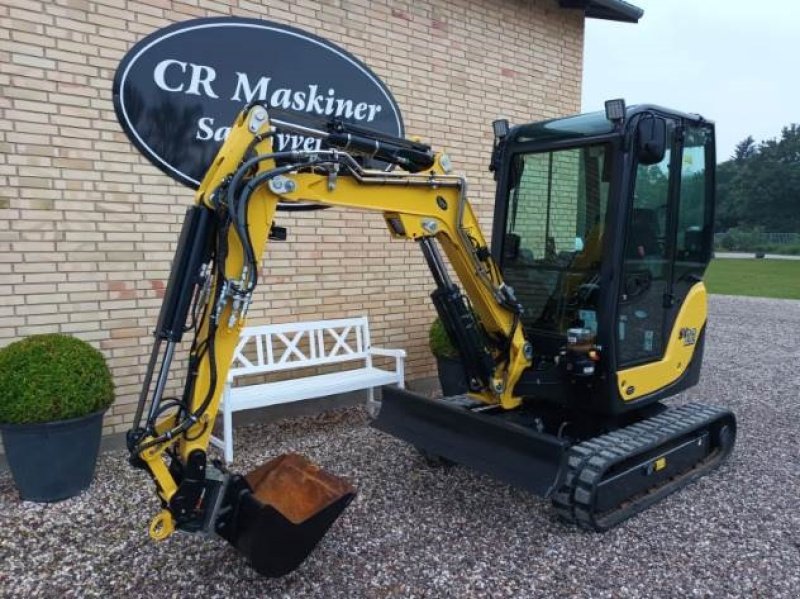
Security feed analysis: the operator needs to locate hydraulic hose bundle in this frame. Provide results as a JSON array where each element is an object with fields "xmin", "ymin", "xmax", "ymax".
[
  {"xmin": 126, "ymin": 136, "xmax": 359, "ymax": 576},
  {"xmin": 128, "ymin": 149, "xmax": 344, "ymax": 456}
]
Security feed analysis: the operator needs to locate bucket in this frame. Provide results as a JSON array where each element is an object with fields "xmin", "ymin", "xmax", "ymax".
[{"xmin": 214, "ymin": 453, "xmax": 355, "ymax": 577}]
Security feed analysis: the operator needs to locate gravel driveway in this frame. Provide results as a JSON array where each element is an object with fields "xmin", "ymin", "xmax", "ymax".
[{"xmin": 1, "ymin": 295, "xmax": 799, "ymax": 598}]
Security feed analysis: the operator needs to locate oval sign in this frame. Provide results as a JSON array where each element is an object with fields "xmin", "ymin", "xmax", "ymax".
[{"xmin": 113, "ymin": 17, "xmax": 404, "ymax": 195}]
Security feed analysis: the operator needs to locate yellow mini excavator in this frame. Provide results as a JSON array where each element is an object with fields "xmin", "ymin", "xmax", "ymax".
[{"xmin": 127, "ymin": 100, "xmax": 736, "ymax": 576}]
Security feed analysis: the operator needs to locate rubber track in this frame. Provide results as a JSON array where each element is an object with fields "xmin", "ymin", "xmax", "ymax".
[{"xmin": 551, "ymin": 403, "xmax": 735, "ymax": 531}]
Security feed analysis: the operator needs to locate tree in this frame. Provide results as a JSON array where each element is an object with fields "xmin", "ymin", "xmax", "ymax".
[
  {"xmin": 715, "ymin": 127, "xmax": 800, "ymax": 234},
  {"xmin": 732, "ymin": 135, "xmax": 756, "ymax": 163},
  {"xmin": 714, "ymin": 160, "xmax": 738, "ymax": 230}
]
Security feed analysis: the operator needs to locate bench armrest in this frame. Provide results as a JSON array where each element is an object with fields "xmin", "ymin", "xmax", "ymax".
[{"xmin": 370, "ymin": 347, "xmax": 407, "ymax": 359}]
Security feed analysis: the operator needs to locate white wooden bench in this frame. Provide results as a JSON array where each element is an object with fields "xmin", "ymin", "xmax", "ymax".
[{"xmin": 210, "ymin": 316, "xmax": 405, "ymax": 463}]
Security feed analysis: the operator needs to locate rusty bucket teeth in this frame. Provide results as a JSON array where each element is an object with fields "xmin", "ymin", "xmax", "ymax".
[{"xmin": 213, "ymin": 453, "xmax": 355, "ymax": 578}]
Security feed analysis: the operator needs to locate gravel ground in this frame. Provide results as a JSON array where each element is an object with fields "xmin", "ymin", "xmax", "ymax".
[{"xmin": 2, "ymin": 295, "xmax": 799, "ymax": 598}]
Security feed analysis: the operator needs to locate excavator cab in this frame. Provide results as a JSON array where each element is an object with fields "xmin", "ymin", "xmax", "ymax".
[{"xmin": 490, "ymin": 102, "xmax": 717, "ymax": 413}]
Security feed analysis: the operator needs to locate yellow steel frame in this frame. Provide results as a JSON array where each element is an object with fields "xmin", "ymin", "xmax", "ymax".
[{"xmin": 137, "ymin": 105, "xmax": 530, "ymax": 538}]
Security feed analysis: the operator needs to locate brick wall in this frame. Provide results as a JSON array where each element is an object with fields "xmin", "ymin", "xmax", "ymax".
[{"xmin": 0, "ymin": 0, "xmax": 584, "ymax": 435}]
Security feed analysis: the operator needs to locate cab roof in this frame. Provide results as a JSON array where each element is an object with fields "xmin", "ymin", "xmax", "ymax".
[{"xmin": 509, "ymin": 105, "xmax": 710, "ymax": 145}]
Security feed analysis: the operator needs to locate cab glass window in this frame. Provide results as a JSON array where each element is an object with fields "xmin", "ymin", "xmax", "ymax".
[
  {"xmin": 504, "ymin": 144, "xmax": 611, "ymax": 338},
  {"xmin": 674, "ymin": 125, "xmax": 713, "ymax": 282}
]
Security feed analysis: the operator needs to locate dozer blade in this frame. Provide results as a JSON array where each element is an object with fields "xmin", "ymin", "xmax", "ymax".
[
  {"xmin": 213, "ymin": 453, "xmax": 355, "ymax": 577},
  {"xmin": 373, "ymin": 386, "xmax": 570, "ymax": 497}
]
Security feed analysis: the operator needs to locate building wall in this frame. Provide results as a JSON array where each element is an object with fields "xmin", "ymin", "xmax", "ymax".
[{"xmin": 0, "ymin": 0, "xmax": 584, "ymax": 435}]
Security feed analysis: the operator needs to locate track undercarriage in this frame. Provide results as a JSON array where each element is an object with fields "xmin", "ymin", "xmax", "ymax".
[
  {"xmin": 374, "ymin": 387, "xmax": 736, "ymax": 530},
  {"xmin": 551, "ymin": 403, "xmax": 736, "ymax": 530}
]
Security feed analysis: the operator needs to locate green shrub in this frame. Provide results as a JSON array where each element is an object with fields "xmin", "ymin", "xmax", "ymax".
[
  {"xmin": 429, "ymin": 317, "xmax": 459, "ymax": 359},
  {"xmin": 716, "ymin": 226, "xmax": 767, "ymax": 251},
  {"xmin": 715, "ymin": 227, "xmax": 800, "ymax": 254},
  {"xmin": 0, "ymin": 334, "xmax": 114, "ymax": 424}
]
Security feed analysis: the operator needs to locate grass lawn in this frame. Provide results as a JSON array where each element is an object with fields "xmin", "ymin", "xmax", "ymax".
[{"xmin": 705, "ymin": 259, "xmax": 800, "ymax": 300}]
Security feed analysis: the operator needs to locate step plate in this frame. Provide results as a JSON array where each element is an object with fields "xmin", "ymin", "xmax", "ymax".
[{"xmin": 372, "ymin": 387, "xmax": 570, "ymax": 497}]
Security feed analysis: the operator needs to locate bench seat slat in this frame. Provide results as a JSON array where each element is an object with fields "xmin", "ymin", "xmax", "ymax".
[
  {"xmin": 231, "ymin": 350, "xmax": 370, "ymax": 376},
  {"xmin": 226, "ymin": 367, "xmax": 399, "ymax": 412}
]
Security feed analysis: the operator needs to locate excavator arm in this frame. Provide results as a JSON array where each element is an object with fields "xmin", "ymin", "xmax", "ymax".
[{"xmin": 127, "ymin": 103, "xmax": 530, "ymax": 576}]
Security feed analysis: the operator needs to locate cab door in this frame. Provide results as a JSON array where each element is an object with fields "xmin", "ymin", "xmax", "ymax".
[
  {"xmin": 616, "ymin": 117, "xmax": 715, "ymax": 403},
  {"xmin": 617, "ymin": 117, "xmax": 679, "ymax": 368}
]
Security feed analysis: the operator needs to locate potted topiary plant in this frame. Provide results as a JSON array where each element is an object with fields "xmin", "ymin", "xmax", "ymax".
[
  {"xmin": 428, "ymin": 317, "xmax": 469, "ymax": 396},
  {"xmin": 0, "ymin": 334, "xmax": 114, "ymax": 502}
]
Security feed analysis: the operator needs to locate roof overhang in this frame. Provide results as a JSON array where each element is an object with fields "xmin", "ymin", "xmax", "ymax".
[{"xmin": 559, "ymin": 0, "xmax": 643, "ymax": 23}]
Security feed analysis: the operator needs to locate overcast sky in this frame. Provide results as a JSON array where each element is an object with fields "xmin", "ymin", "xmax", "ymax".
[{"xmin": 582, "ymin": 0, "xmax": 798, "ymax": 162}]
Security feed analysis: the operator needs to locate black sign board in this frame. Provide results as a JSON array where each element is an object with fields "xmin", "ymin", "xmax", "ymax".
[{"xmin": 113, "ymin": 17, "xmax": 405, "ymax": 191}]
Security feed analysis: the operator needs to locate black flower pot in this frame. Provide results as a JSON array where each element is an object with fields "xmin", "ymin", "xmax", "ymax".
[
  {"xmin": 0, "ymin": 409, "xmax": 105, "ymax": 502},
  {"xmin": 435, "ymin": 356, "xmax": 469, "ymax": 396}
]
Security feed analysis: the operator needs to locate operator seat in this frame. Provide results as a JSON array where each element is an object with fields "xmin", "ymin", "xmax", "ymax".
[{"xmin": 627, "ymin": 208, "xmax": 661, "ymax": 258}]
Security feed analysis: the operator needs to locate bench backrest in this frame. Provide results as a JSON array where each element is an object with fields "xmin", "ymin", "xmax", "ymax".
[{"xmin": 229, "ymin": 317, "xmax": 372, "ymax": 379}]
